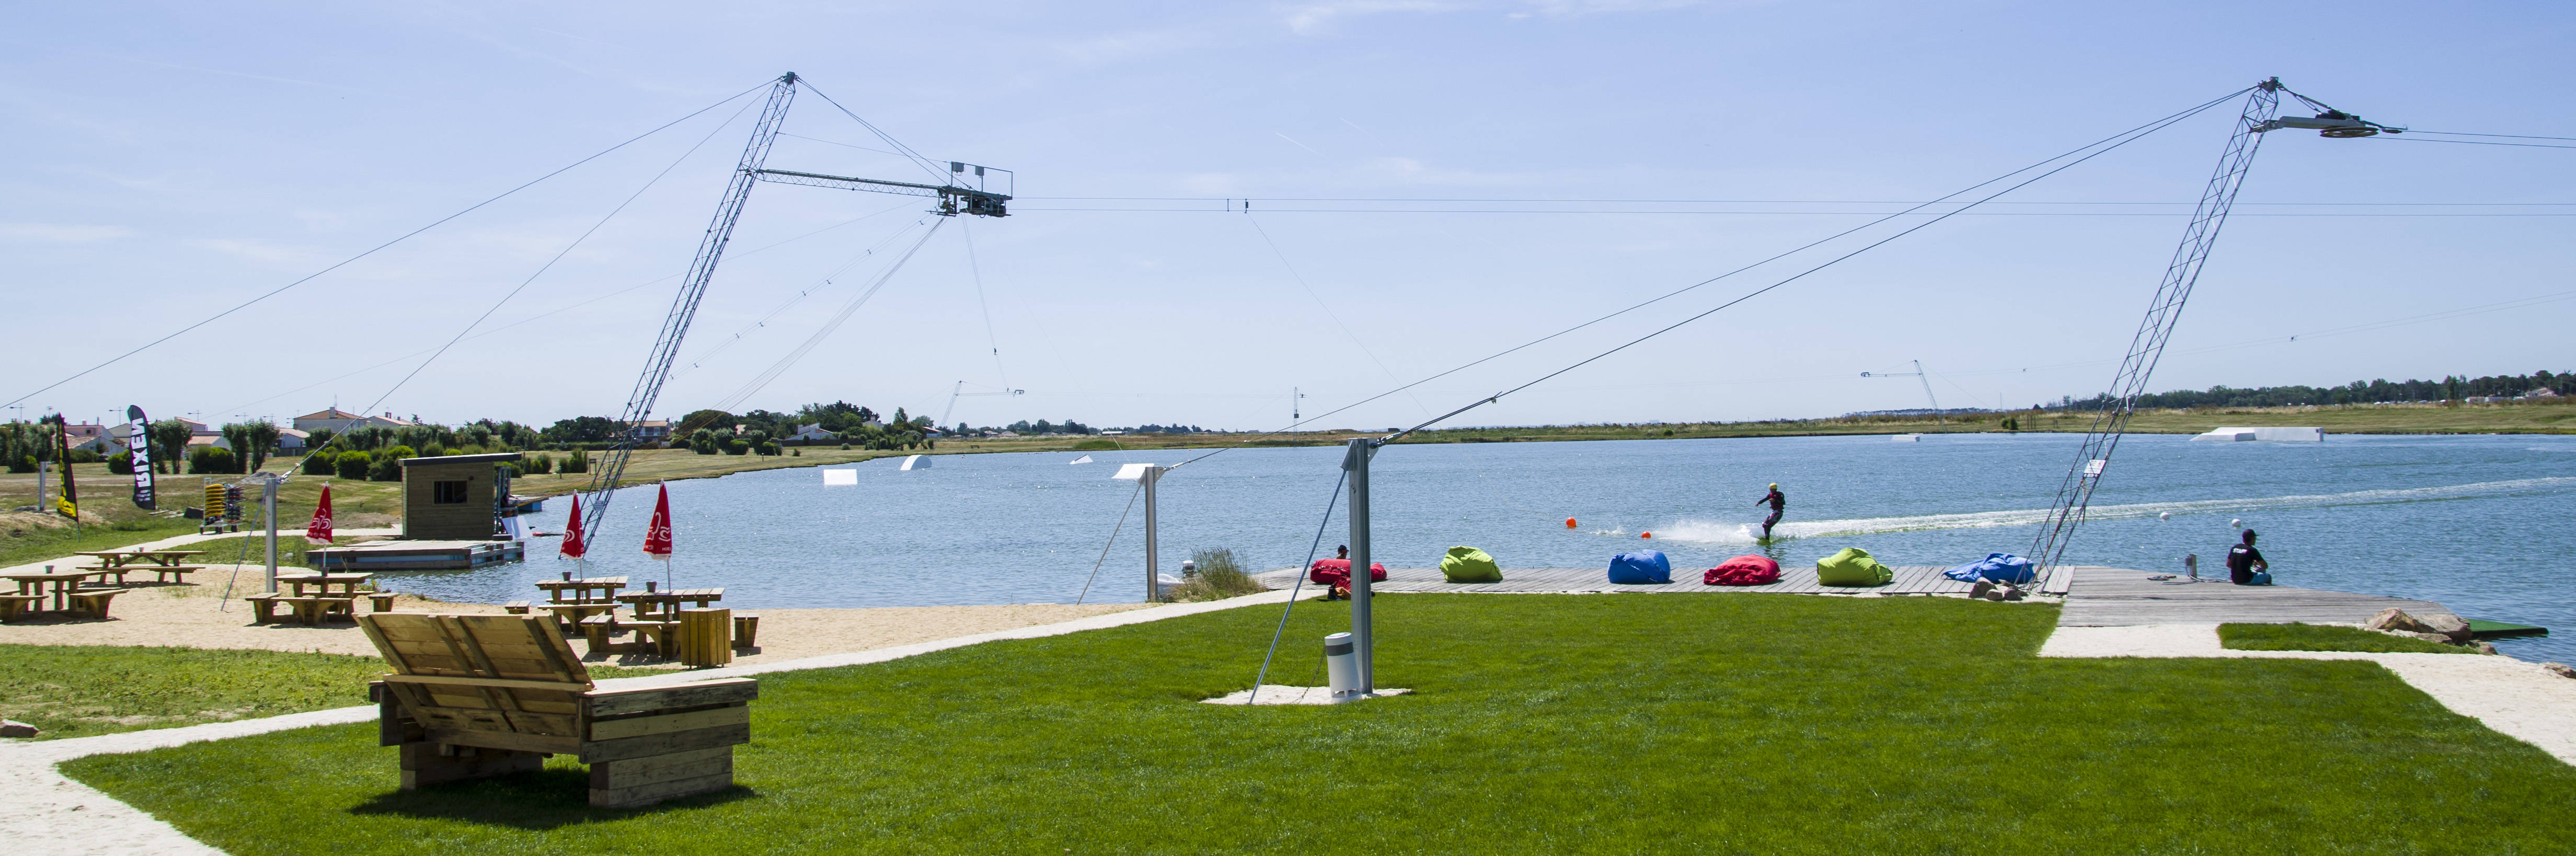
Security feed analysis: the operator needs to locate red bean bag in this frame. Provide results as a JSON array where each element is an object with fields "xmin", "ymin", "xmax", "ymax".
[
  {"xmin": 1309, "ymin": 559, "xmax": 1387, "ymax": 588},
  {"xmin": 1705, "ymin": 554, "xmax": 1781, "ymax": 586}
]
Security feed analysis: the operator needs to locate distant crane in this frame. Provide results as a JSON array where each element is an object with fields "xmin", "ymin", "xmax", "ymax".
[
  {"xmin": 1860, "ymin": 361, "xmax": 1942, "ymax": 423},
  {"xmin": 937, "ymin": 380, "xmax": 1024, "ymax": 432},
  {"xmin": 580, "ymin": 72, "xmax": 1015, "ymax": 535}
]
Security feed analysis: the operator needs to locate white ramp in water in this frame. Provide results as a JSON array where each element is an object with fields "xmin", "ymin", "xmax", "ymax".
[
  {"xmin": 822, "ymin": 468, "xmax": 858, "ymax": 485},
  {"xmin": 2192, "ymin": 426, "xmax": 2324, "ymax": 442},
  {"xmin": 899, "ymin": 454, "xmax": 931, "ymax": 470},
  {"xmin": 1069, "ymin": 455, "xmax": 1094, "ymax": 465}
]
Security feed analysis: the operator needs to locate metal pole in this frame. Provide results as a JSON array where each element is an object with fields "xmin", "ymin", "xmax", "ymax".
[
  {"xmin": 1342, "ymin": 438, "xmax": 1375, "ymax": 694},
  {"xmin": 1141, "ymin": 465, "xmax": 1162, "ymax": 602},
  {"xmin": 262, "ymin": 476, "xmax": 279, "ymax": 594}
]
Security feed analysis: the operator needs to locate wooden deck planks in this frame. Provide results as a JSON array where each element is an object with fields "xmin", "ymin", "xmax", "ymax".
[
  {"xmin": 1252, "ymin": 565, "xmax": 1989, "ymax": 596},
  {"xmin": 2055, "ymin": 566, "xmax": 2455, "ymax": 627}
]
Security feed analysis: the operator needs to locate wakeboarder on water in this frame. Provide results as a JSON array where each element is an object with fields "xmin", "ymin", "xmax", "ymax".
[{"xmin": 1754, "ymin": 483, "xmax": 1786, "ymax": 542}]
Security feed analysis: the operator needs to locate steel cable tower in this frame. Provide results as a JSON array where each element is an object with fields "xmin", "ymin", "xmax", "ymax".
[
  {"xmin": 2025, "ymin": 80, "xmax": 2283, "ymax": 575},
  {"xmin": 579, "ymin": 74, "xmax": 800, "ymax": 533}
]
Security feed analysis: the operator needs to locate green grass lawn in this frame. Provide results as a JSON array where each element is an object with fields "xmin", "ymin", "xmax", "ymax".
[
  {"xmin": 2219, "ymin": 622, "xmax": 2477, "ymax": 654},
  {"xmin": 0, "ymin": 644, "xmax": 663, "ymax": 741},
  {"xmin": 61, "ymin": 595, "xmax": 2576, "ymax": 853},
  {"xmin": 0, "ymin": 514, "xmax": 202, "ymax": 568}
]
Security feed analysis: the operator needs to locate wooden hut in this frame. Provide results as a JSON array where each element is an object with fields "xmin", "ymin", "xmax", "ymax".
[{"xmin": 397, "ymin": 452, "xmax": 520, "ymax": 540}]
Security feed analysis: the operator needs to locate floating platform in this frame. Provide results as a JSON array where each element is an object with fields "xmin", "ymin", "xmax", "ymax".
[
  {"xmin": 308, "ymin": 539, "xmax": 523, "ymax": 571},
  {"xmin": 2467, "ymin": 619, "xmax": 2549, "ymax": 640},
  {"xmin": 1251, "ymin": 564, "xmax": 2080, "ymax": 597},
  {"xmin": 2054, "ymin": 567, "xmax": 2456, "ymax": 627}
]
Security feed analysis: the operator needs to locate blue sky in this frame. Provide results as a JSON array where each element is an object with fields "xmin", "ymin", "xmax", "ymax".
[{"xmin": 5, "ymin": 1, "xmax": 2570, "ymax": 432}]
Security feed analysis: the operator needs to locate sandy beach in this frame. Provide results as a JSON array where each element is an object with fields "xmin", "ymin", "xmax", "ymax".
[{"xmin": 0, "ymin": 581, "xmax": 1152, "ymax": 668}]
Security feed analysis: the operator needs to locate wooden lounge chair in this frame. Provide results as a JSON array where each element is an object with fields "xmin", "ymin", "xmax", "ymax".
[{"xmin": 361, "ymin": 613, "xmax": 755, "ymax": 808}]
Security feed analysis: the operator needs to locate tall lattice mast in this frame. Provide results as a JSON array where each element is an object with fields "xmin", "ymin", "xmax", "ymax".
[
  {"xmin": 2026, "ymin": 79, "xmax": 2282, "ymax": 574},
  {"xmin": 579, "ymin": 74, "xmax": 800, "ymax": 534}
]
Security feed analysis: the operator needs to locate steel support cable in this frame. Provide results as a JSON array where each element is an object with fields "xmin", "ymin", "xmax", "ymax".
[
  {"xmin": 669, "ymin": 209, "xmax": 940, "ymax": 383},
  {"xmin": 2400, "ymin": 130, "xmax": 2576, "ymax": 142},
  {"xmin": 961, "ymin": 219, "xmax": 1010, "ymax": 392},
  {"xmin": 3, "ymin": 79, "xmax": 773, "ymax": 409},
  {"xmin": 1248, "ymin": 468, "xmax": 1349, "ymax": 705},
  {"xmin": 205, "ymin": 205, "xmax": 916, "ymax": 419},
  {"xmin": 1160, "ymin": 88, "xmax": 2252, "ymax": 472},
  {"xmin": 359, "ymin": 96, "xmax": 764, "ymax": 419},
  {"xmin": 1073, "ymin": 482, "xmax": 1147, "ymax": 604},
  {"xmin": 1366, "ymin": 90, "xmax": 2247, "ymax": 444},
  {"xmin": 710, "ymin": 218, "xmax": 948, "ymax": 412},
  {"xmin": 798, "ymin": 82, "xmax": 951, "ymax": 184},
  {"xmin": 2366, "ymin": 136, "xmax": 2576, "ymax": 151}
]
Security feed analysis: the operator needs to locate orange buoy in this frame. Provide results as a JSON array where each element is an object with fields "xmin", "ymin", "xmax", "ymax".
[
  {"xmin": 1565, "ymin": 517, "xmax": 1578, "ymax": 529},
  {"xmin": 1640, "ymin": 531, "xmax": 1653, "ymax": 539}
]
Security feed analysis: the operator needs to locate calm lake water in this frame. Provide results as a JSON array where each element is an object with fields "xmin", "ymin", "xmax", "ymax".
[{"xmin": 397, "ymin": 433, "xmax": 2576, "ymax": 661}]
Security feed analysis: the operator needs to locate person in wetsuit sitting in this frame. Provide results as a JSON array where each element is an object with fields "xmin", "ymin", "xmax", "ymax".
[
  {"xmin": 1754, "ymin": 483, "xmax": 1786, "ymax": 540},
  {"xmin": 2226, "ymin": 529, "xmax": 2271, "ymax": 585}
]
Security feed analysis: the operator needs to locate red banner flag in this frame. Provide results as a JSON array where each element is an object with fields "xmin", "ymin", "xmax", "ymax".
[
  {"xmin": 642, "ymin": 483, "xmax": 673, "ymax": 558},
  {"xmin": 560, "ymin": 493, "xmax": 588, "ymax": 559},
  {"xmin": 304, "ymin": 484, "xmax": 335, "ymax": 546}
]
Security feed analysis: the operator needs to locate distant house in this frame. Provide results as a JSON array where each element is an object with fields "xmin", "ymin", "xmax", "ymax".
[
  {"xmin": 277, "ymin": 427, "xmax": 310, "ymax": 452},
  {"xmin": 787, "ymin": 423, "xmax": 836, "ymax": 442},
  {"xmin": 62, "ymin": 423, "xmax": 113, "ymax": 454},
  {"xmin": 293, "ymin": 408, "xmax": 414, "ymax": 434},
  {"xmin": 624, "ymin": 420, "xmax": 672, "ymax": 441}
]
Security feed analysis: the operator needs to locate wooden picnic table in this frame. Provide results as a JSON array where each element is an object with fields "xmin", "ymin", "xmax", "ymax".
[
  {"xmin": 4, "ymin": 569, "xmax": 107, "ymax": 612},
  {"xmin": 616, "ymin": 587, "xmax": 723, "ymax": 621},
  {"xmin": 75, "ymin": 549, "xmax": 208, "ymax": 584},
  {"xmin": 535, "ymin": 575, "xmax": 628, "ymax": 604},
  {"xmin": 276, "ymin": 573, "xmax": 375, "ymax": 597}
]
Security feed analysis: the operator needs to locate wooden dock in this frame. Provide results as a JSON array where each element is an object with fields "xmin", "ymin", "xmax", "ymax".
[
  {"xmin": 1251, "ymin": 563, "xmax": 2458, "ymax": 628},
  {"xmin": 1251, "ymin": 563, "xmax": 2077, "ymax": 597},
  {"xmin": 2053, "ymin": 566, "xmax": 2457, "ymax": 627},
  {"xmin": 308, "ymin": 539, "xmax": 523, "ymax": 571}
]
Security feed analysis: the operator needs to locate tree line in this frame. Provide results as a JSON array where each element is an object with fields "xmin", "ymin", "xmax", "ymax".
[{"xmin": 2050, "ymin": 370, "xmax": 2572, "ymax": 411}]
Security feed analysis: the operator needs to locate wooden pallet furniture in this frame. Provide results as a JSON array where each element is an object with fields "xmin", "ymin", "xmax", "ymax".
[
  {"xmin": 361, "ymin": 613, "xmax": 755, "ymax": 808},
  {"xmin": 580, "ymin": 614, "xmax": 678, "ymax": 658},
  {"xmin": 731, "ymin": 613, "xmax": 760, "ymax": 650},
  {"xmin": 370, "ymin": 592, "xmax": 399, "ymax": 612}
]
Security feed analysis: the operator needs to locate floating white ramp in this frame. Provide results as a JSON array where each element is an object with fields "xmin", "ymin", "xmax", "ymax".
[
  {"xmin": 822, "ymin": 468, "xmax": 858, "ymax": 485},
  {"xmin": 899, "ymin": 454, "xmax": 932, "ymax": 470},
  {"xmin": 2190, "ymin": 426, "xmax": 2324, "ymax": 442}
]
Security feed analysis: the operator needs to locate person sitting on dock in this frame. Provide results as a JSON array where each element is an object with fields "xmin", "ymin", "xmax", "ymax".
[
  {"xmin": 1320, "ymin": 546, "xmax": 1351, "ymax": 600},
  {"xmin": 1754, "ymin": 483, "xmax": 1787, "ymax": 541},
  {"xmin": 2226, "ymin": 530, "xmax": 2271, "ymax": 585}
]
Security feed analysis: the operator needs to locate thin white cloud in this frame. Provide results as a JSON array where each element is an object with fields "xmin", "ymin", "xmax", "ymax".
[
  {"xmin": 0, "ymin": 223, "xmax": 133, "ymax": 243},
  {"xmin": 185, "ymin": 238, "xmax": 320, "ymax": 266},
  {"xmin": 1280, "ymin": 1, "xmax": 1464, "ymax": 35},
  {"xmin": 1519, "ymin": 0, "xmax": 1704, "ymax": 15}
]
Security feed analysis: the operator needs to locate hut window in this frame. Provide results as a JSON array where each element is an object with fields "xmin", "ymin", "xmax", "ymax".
[{"xmin": 432, "ymin": 480, "xmax": 469, "ymax": 504}]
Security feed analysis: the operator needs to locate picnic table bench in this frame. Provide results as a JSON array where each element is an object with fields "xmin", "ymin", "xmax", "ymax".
[
  {"xmin": 2, "ymin": 569, "xmax": 122, "ymax": 618},
  {"xmin": 73, "ymin": 550, "xmax": 206, "ymax": 584},
  {"xmin": 535, "ymin": 575, "xmax": 626, "ymax": 631},
  {"xmin": 361, "ymin": 613, "xmax": 755, "ymax": 807},
  {"xmin": 247, "ymin": 573, "xmax": 376, "ymax": 624}
]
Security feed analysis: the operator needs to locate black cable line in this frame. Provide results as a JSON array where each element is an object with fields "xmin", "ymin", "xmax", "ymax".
[
  {"xmin": 1165, "ymin": 87, "xmax": 2251, "ymax": 470},
  {"xmin": 361, "ymin": 95, "xmax": 762, "ymax": 418},
  {"xmin": 2404, "ymin": 130, "xmax": 2576, "ymax": 142},
  {"xmin": 2367, "ymin": 136, "xmax": 2576, "ymax": 151},
  {"xmin": 4, "ymin": 79, "xmax": 774, "ymax": 410},
  {"xmin": 1248, "ymin": 468, "xmax": 1348, "ymax": 705},
  {"xmin": 798, "ymin": 82, "xmax": 952, "ymax": 184},
  {"xmin": 1014, "ymin": 207, "xmax": 2576, "ymax": 217},
  {"xmin": 1021, "ymin": 196, "xmax": 2575, "ymax": 206},
  {"xmin": 777, "ymin": 132, "xmax": 922, "ymax": 159},
  {"xmin": 1379, "ymin": 89, "xmax": 2237, "ymax": 442}
]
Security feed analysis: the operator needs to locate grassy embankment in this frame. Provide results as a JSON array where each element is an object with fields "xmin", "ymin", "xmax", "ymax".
[
  {"xmin": 2219, "ymin": 622, "xmax": 2477, "ymax": 654},
  {"xmin": 0, "ymin": 644, "xmax": 660, "ymax": 741},
  {"xmin": 63, "ymin": 594, "xmax": 2576, "ymax": 852}
]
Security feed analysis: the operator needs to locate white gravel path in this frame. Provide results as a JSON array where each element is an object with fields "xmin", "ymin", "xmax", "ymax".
[
  {"xmin": 2041, "ymin": 623, "xmax": 2576, "ymax": 765},
  {"xmin": 0, "ymin": 587, "xmax": 1323, "ymax": 856}
]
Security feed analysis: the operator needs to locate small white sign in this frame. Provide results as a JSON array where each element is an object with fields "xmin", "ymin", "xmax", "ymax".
[
  {"xmin": 1112, "ymin": 462, "xmax": 1157, "ymax": 481},
  {"xmin": 822, "ymin": 469, "xmax": 857, "ymax": 486}
]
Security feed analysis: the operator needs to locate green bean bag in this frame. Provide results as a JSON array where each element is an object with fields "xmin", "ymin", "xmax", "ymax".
[
  {"xmin": 1441, "ymin": 546, "xmax": 1503, "ymax": 583},
  {"xmin": 1815, "ymin": 547, "xmax": 1894, "ymax": 586}
]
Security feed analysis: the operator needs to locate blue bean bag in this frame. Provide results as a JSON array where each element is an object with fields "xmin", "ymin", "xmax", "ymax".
[
  {"xmin": 1942, "ymin": 552, "xmax": 2037, "ymax": 584},
  {"xmin": 1608, "ymin": 550, "xmax": 1672, "ymax": 584}
]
